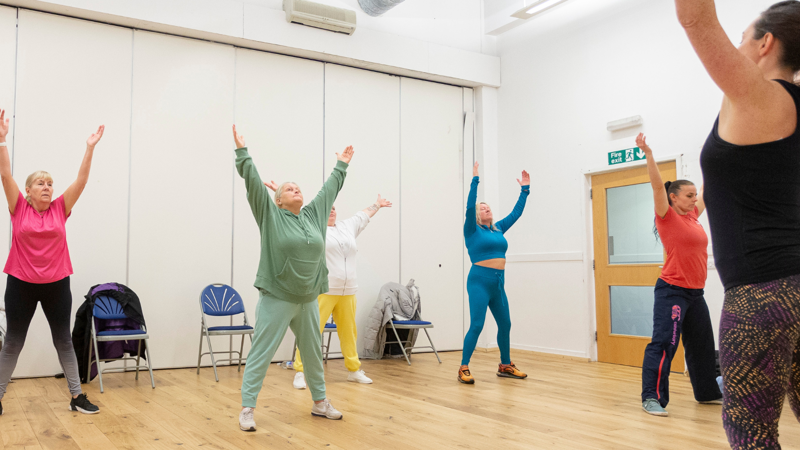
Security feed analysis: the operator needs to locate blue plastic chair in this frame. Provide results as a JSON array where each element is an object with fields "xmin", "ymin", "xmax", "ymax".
[
  {"xmin": 386, "ymin": 315, "xmax": 441, "ymax": 366},
  {"xmin": 88, "ymin": 296, "xmax": 155, "ymax": 393},
  {"xmin": 196, "ymin": 284, "xmax": 253, "ymax": 382}
]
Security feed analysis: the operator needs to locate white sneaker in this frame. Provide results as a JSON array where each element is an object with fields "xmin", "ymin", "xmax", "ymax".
[
  {"xmin": 239, "ymin": 407, "xmax": 256, "ymax": 431},
  {"xmin": 311, "ymin": 399, "xmax": 343, "ymax": 420},
  {"xmin": 347, "ymin": 369, "xmax": 373, "ymax": 384},
  {"xmin": 293, "ymin": 372, "xmax": 307, "ymax": 390}
]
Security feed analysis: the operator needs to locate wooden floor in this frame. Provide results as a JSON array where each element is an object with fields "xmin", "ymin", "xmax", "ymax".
[{"xmin": 2, "ymin": 350, "xmax": 799, "ymax": 449}]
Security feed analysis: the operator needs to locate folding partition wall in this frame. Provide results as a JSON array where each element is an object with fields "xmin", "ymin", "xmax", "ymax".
[
  {"xmin": 0, "ymin": 7, "xmax": 473, "ymax": 377},
  {"xmin": 11, "ymin": 10, "xmax": 132, "ymax": 376}
]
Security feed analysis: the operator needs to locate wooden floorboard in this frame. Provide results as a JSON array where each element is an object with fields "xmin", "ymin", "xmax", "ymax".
[{"xmin": 2, "ymin": 349, "xmax": 799, "ymax": 449}]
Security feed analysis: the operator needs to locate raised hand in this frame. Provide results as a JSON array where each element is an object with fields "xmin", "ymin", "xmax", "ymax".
[
  {"xmin": 517, "ymin": 170, "xmax": 530, "ymax": 187},
  {"xmin": 376, "ymin": 194, "xmax": 392, "ymax": 208},
  {"xmin": 473, "ymin": 161, "xmax": 479, "ymax": 177},
  {"xmin": 86, "ymin": 125, "xmax": 105, "ymax": 148},
  {"xmin": 636, "ymin": 132, "xmax": 652, "ymax": 156},
  {"xmin": 263, "ymin": 180, "xmax": 278, "ymax": 192},
  {"xmin": 336, "ymin": 145, "xmax": 354, "ymax": 164},
  {"xmin": 0, "ymin": 109, "xmax": 8, "ymax": 140},
  {"xmin": 232, "ymin": 125, "xmax": 246, "ymax": 149}
]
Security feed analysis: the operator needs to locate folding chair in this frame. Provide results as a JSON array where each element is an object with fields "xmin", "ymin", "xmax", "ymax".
[
  {"xmin": 292, "ymin": 317, "xmax": 338, "ymax": 364},
  {"xmin": 197, "ymin": 284, "xmax": 253, "ymax": 382},
  {"xmin": 88, "ymin": 296, "xmax": 155, "ymax": 393},
  {"xmin": 385, "ymin": 316, "xmax": 441, "ymax": 366}
]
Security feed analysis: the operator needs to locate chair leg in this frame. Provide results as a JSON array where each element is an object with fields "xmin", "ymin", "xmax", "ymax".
[
  {"xmin": 238, "ymin": 334, "xmax": 245, "ymax": 372},
  {"xmin": 205, "ymin": 333, "xmax": 219, "ymax": 382},
  {"xmin": 423, "ymin": 329, "xmax": 442, "ymax": 363},
  {"xmin": 197, "ymin": 328, "xmax": 204, "ymax": 375},
  {"xmin": 135, "ymin": 340, "xmax": 142, "ymax": 380},
  {"xmin": 86, "ymin": 339, "xmax": 93, "ymax": 386},
  {"xmin": 291, "ymin": 338, "xmax": 297, "ymax": 363},
  {"xmin": 390, "ymin": 324, "xmax": 411, "ymax": 366},
  {"xmin": 143, "ymin": 338, "xmax": 155, "ymax": 389},
  {"xmin": 93, "ymin": 334, "xmax": 104, "ymax": 393},
  {"xmin": 325, "ymin": 331, "xmax": 333, "ymax": 364}
]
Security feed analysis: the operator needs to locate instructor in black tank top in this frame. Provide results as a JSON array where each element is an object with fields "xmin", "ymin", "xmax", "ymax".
[{"xmin": 676, "ymin": 1, "xmax": 800, "ymax": 448}]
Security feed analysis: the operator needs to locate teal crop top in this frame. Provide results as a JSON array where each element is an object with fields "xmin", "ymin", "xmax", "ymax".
[{"xmin": 464, "ymin": 176, "xmax": 529, "ymax": 264}]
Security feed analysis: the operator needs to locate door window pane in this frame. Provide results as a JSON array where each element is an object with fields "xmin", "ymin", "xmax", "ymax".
[
  {"xmin": 610, "ymin": 285, "xmax": 653, "ymax": 337},
  {"xmin": 606, "ymin": 183, "xmax": 664, "ymax": 264}
]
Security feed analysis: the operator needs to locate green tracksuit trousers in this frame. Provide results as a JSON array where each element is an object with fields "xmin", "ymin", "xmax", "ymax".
[{"xmin": 241, "ymin": 290, "xmax": 326, "ymax": 407}]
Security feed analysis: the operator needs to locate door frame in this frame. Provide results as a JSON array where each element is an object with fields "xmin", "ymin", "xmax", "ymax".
[{"xmin": 581, "ymin": 153, "xmax": 684, "ymax": 362}]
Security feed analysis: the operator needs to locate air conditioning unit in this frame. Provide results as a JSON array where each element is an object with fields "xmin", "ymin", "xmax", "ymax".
[{"xmin": 283, "ymin": 0, "xmax": 357, "ymax": 35}]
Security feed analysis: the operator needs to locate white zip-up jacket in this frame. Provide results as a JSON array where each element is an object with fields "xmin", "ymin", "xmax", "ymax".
[{"xmin": 325, "ymin": 211, "xmax": 370, "ymax": 296}]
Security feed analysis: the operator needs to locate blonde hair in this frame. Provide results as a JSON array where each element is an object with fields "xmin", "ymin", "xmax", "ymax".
[
  {"xmin": 25, "ymin": 170, "xmax": 53, "ymax": 205},
  {"xmin": 476, "ymin": 202, "xmax": 498, "ymax": 231},
  {"xmin": 274, "ymin": 182, "xmax": 299, "ymax": 206}
]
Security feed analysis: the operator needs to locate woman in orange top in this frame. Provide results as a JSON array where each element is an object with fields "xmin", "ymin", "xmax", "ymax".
[{"xmin": 637, "ymin": 133, "xmax": 722, "ymax": 417}]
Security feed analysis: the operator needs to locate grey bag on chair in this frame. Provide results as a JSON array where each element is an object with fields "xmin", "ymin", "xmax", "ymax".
[
  {"xmin": 392, "ymin": 279, "xmax": 420, "ymax": 321},
  {"xmin": 363, "ymin": 279, "xmax": 422, "ymax": 359}
]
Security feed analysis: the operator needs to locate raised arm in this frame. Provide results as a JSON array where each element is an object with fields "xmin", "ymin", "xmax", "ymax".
[
  {"xmin": 232, "ymin": 125, "xmax": 274, "ymax": 221},
  {"xmin": 495, "ymin": 170, "xmax": 530, "ymax": 233},
  {"xmin": 63, "ymin": 125, "xmax": 104, "ymax": 215},
  {"xmin": 464, "ymin": 162, "xmax": 479, "ymax": 237},
  {"xmin": 362, "ymin": 194, "xmax": 391, "ymax": 219},
  {"xmin": 674, "ymin": 0, "xmax": 777, "ymax": 104},
  {"xmin": 637, "ymin": 133, "xmax": 670, "ymax": 219},
  {"xmin": 696, "ymin": 184, "xmax": 706, "ymax": 218},
  {"xmin": 0, "ymin": 109, "xmax": 19, "ymax": 214},
  {"xmin": 306, "ymin": 146, "xmax": 352, "ymax": 229}
]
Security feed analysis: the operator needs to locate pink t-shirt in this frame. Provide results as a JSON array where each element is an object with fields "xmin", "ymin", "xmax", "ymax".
[{"xmin": 4, "ymin": 192, "xmax": 73, "ymax": 284}]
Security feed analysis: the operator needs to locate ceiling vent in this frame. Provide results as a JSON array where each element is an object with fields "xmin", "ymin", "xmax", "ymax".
[
  {"xmin": 283, "ymin": 0, "xmax": 357, "ymax": 35},
  {"xmin": 358, "ymin": 0, "xmax": 406, "ymax": 17}
]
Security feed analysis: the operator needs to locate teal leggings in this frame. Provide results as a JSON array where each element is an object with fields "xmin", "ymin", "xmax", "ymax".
[
  {"xmin": 241, "ymin": 291, "xmax": 326, "ymax": 407},
  {"xmin": 461, "ymin": 265, "xmax": 512, "ymax": 366}
]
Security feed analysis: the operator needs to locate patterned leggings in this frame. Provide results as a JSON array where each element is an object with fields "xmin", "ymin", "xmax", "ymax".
[{"xmin": 720, "ymin": 274, "xmax": 800, "ymax": 449}]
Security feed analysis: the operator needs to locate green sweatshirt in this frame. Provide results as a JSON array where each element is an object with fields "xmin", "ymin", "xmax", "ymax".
[{"xmin": 235, "ymin": 147, "xmax": 348, "ymax": 304}]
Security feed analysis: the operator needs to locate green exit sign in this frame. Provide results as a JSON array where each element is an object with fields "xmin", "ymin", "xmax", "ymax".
[{"xmin": 608, "ymin": 147, "xmax": 645, "ymax": 165}]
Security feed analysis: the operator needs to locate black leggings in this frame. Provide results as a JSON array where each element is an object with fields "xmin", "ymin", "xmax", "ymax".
[{"xmin": 0, "ymin": 275, "xmax": 81, "ymax": 400}]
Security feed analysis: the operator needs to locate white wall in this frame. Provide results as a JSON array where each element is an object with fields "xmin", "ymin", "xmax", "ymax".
[
  {"xmin": 11, "ymin": 10, "xmax": 132, "ymax": 374},
  {"xmin": 0, "ymin": 6, "xmax": 16, "ymax": 307},
  {"xmin": 127, "ymin": 31, "xmax": 236, "ymax": 369},
  {"xmin": 400, "ymin": 78, "xmax": 465, "ymax": 350},
  {"xmin": 1, "ymin": 0, "xmax": 500, "ymax": 87},
  {"xmin": 493, "ymin": 0, "xmax": 775, "ymax": 358}
]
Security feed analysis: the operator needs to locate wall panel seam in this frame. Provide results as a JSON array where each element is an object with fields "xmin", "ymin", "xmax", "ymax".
[
  {"xmin": 8, "ymin": 7, "xmax": 18, "ymax": 250},
  {"xmin": 125, "ymin": 29, "xmax": 134, "ymax": 286}
]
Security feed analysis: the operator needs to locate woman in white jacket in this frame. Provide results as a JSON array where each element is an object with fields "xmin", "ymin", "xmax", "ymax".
[{"xmin": 265, "ymin": 181, "xmax": 391, "ymax": 388}]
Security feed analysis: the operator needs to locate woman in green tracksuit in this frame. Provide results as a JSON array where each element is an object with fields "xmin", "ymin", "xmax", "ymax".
[{"xmin": 232, "ymin": 125, "xmax": 353, "ymax": 431}]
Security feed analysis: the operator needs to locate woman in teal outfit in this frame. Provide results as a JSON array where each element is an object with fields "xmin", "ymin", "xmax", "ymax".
[
  {"xmin": 231, "ymin": 125, "xmax": 353, "ymax": 431},
  {"xmin": 460, "ymin": 161, "xmax": 530, "ymax": 384}
]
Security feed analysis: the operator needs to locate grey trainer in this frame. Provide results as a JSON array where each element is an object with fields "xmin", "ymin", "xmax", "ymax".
[{"xmin": 642, "ymin": 398, "xmax": 668, "ymax": 416}]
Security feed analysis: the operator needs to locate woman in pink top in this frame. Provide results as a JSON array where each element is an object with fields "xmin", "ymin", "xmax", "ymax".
[{"xmin": 0, "ymin": 108, "xmax": 102, "ymax": 415}]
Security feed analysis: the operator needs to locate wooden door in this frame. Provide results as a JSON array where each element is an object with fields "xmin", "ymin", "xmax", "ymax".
[{"xmin": 592, "ymin": 161, "xmax": 685, "ymax": 370}]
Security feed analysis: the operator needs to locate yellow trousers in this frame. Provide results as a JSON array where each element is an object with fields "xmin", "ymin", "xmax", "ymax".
[{"xmin": 295, "ymin": 294, "xmax": 361, "ymax": 373}]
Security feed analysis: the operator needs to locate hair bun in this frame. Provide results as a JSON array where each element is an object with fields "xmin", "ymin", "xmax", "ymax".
[{"xmin": 664, "ymin": 181, "xmax": 672, "ymax": 190}]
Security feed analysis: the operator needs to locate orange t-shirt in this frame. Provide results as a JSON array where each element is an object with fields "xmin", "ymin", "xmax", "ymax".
[{"xmin": 655, "ymin": 207, "xmax": 708, "ymax": 289}]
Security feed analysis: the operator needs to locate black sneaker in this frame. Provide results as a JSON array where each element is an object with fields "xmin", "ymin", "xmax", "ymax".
[{"xmin": 69, "ymin": 394, "xmax": 99, "ymax": 414}]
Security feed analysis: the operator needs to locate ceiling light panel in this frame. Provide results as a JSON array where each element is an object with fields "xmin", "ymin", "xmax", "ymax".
[{"xmin": 511, "ymin": 0, "xmax": 569, "ymax": 19}]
